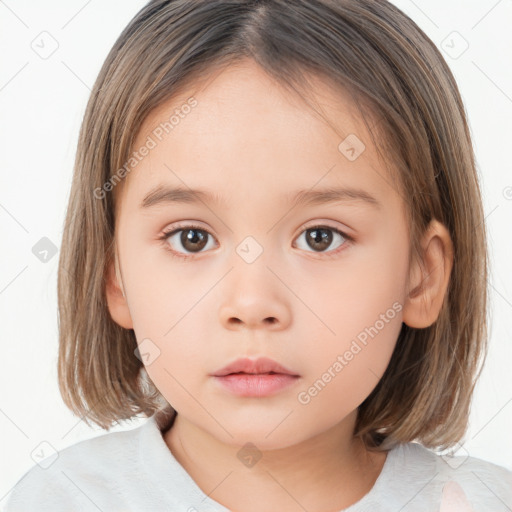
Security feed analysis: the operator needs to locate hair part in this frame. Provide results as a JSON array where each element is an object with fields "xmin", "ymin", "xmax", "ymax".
[{"xmin": 57, "ymin": 0, "xmax": 488, "ymax": 452}]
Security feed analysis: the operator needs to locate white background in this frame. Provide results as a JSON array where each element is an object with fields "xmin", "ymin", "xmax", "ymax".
[{"xmin": 1, "ymin": 0, "xmax": 511, "ymax": 505}]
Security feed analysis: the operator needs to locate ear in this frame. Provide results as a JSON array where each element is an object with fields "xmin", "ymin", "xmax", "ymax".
[
  {"xmin": 105, "ymin": 250, "xmax": 134, "ymax": 330},
  {"xmin": 402, "ymin": 219, "xmax": 454, "ymax": 329}
]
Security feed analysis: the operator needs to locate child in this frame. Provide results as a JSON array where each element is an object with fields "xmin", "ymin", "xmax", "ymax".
[{"xmin": 4, "ymin": 0, "xmax": 512, "ymax": 510}]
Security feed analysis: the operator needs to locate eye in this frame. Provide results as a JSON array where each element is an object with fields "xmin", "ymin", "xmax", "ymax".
[
  {"xmin": 293, "ymin": 224, "xmax": 352, "ymax": 257},
  {"xmin": 158, "ymin": 223, "xmax": 353, "ymax": 260},
  {"xmin": 158, "ymin": 224, "xmax": 217, "ymax": 259}
]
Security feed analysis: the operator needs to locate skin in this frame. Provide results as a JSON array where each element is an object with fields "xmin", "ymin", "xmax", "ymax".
[{"xmin": 106, "ymin": 59, "xmax": 453, "ymax": 512}]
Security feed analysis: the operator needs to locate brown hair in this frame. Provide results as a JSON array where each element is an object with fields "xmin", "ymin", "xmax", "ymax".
[{"xmin": 57, "ymin": 0, "xmax": 488, "ymax": 452}]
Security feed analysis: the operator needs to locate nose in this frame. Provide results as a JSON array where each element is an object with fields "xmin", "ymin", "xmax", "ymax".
[{"xmin": 218, "ymin": 264, "xmax": 292, "ymax": 331}]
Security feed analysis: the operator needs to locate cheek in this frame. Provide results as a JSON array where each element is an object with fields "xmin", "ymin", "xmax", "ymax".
[
  {"xmin": 120, "ymin": 235, "xmax": 200, "ymax": 334},
  {"xmin": 119, "ymin": 242, "xmax": 217, "ymax": 384},
  {"xmin": 127, "ymin": 273, "xmax": 211, "ymax": 370},
  {"xmin": 295, "ymin": 232, "xmax": 408, "ymax": 402},
  {"xmin": 298, "ymin": 229, "xmax": 407, "ymax": 335}
]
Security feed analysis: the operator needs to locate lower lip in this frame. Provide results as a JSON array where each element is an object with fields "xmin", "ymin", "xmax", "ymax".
[{"xmin": 212, "ymin": 373, "xmax": 300, "ymax": 397}]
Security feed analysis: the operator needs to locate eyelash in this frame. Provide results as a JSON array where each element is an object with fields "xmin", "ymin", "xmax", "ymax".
[{"xmin": 157, "ymin": 222, "xmax": 354, "ymax": 260}]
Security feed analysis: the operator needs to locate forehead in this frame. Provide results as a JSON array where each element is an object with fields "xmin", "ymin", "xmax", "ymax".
[
  {"xmin": 120, "ymin": 60, "xmax": 399, "ymax": 212},
  {"xmin": 138, "ymin": 60, "xmax": 371, "ymax": 145}
]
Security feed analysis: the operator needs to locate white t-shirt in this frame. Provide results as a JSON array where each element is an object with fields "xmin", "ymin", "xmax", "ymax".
[{"xmin": 3, "ymin": 411, "xmax": 512, "ymax": 511}]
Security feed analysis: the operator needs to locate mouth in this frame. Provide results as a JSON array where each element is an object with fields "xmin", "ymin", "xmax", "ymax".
[
  {"xmin": 211, "ymin": 372, "xmax": 300, "ymax": 397},
  {"xmin": 211, "ymin": 356, "xmax": 299, "ymax": 378},
  {"xmin": 226, "ymin": 371, "xmax": 281, "ymax": 375}
]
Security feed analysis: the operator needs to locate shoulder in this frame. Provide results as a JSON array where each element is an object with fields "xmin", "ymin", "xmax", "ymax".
[
  {"xmin": 3, "ymin": 424, "xmax": 143, "ymax": 512},
  {"xmin": 398, "ymin": 442, "xmax": 512, "ymax": 511}
]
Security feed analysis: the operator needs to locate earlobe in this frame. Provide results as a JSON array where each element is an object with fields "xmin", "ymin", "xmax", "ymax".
[
  {"xmin": 402, "ymin": 219, "xmax": 454, "ymax": 329},
  {"xmin": 105, "ymin": 250, "xmax": 134, "ymax": 330}
]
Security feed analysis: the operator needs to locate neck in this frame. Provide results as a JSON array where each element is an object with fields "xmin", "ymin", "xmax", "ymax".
[{"xmin": 163, "ymin": 410, "xmax": 388, "ymax": 512}]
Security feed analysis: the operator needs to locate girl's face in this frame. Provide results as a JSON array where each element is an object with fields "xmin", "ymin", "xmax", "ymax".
[{"xmin": 111, "ymin": 60, "xmax": 412, "ymax": 449}]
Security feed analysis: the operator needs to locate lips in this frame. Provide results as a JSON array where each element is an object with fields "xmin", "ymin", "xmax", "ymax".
[{"xmin": 211, "ymin": 357, "xmax": 299, "ymax": 377}]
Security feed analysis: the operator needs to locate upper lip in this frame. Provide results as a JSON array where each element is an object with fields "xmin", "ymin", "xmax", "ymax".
[{"xmin": 211, "ymin": 357, "xmax": 299, "ymax": 377}]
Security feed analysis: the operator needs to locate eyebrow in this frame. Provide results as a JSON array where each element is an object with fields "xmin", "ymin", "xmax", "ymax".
[{"xmin": 140, "ymin": 184, "xmax": 382, "ymax": 210}]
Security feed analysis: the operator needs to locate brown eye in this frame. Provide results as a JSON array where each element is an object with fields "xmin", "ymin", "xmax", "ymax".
[
  {"xmin": 306, "ymin": 227, "xmax": 333, "ymax": 251},
  {"xmin": 294, "ymin": 225, "xmax": 349, "ymax": 254},
  {"xmin": 179, "ymin": 228, "xmax": 209, "ymax": 253},
  {"xmin": 162, "ymin": 225, "xmax": 216, "ymax": 256}
]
